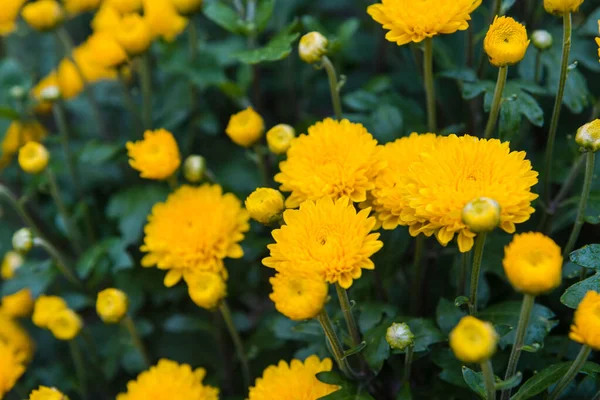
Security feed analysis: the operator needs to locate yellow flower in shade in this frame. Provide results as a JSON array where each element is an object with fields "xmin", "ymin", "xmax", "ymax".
[
  {"xmin": 141, "ymin": 184, "xmax": 249, "ymax": 287},
  {"xmin": 269, "ymin": 272, "xmax": 328, "ymax": 321},
  {"xmin": 32, "ymin": 72, "xmax": 60, "ymax": 113},
  {"xmin": 263, "ymin": 197, "xmax": 383, "ymax": 289},
  {"xmin": 449, "ymin": 316, "xmax": 498, "ymax": 363},
  {"xmin": 276, "ymin": 118, "xmax": 386, "ymax": 208},
  {"xmin": 29, "ymin": 386, "xmax": 69, "ymax": 400},
  {"xmin": 21, "ymin": 0, "xmax": 64, "ymax": 31},
  {"xmin": 63, "ymin": 0, "xmax": 101, "ymax": 14},
  {"xmin": 0, "ymin": 341, "xmax": 26, "ymax": 398},
  {"xmin": 116, "ymin": 359, "xmax": 219, "ymax": 400},
  {"xmin": 576, "ymin": 119, "xmax": 600, "ymax": 152},
  {"xmin": 114, "ymin": 14, "xmax": 153, "ymax": 56},
  {"xmin": 245, "ymin": 188, "xmax": 285, "ymax": 225},
  {"xmin": 1, "ymin": 121, "xmax": 47, "ymax": 168},
  {"xmin": 248, "ymin": 355, "xmax": 339, "ymax": 399},
  {"xmin": 569, "ymin": 291, "xmax": 600, "ymax": 350},
  {"xmin": 483, "ymin": 16, "xmax": 530, "ymax": 67},
  {"xmin": 1, "ymin": 289, "xmax": 34, "ymax": 318},
  {"xmin": 48, "ymin": 308, "xmax": 82, "ymax": 340},
  {"xmin": 105, "ymin": 0, "xmax": 143, "ymax": 14},
  {"xmin": 0, "ymin": 0, "xmax": 27, "ymax": 36},
  {"xmin": 143, "ymin": 0, "xmax": 188, "ymax": 42},
  {"xmin": 0, "ymin": 313, "xmax": 35, "ymax": 362},
  {"xmin": 96, "ymin": 288, "xmax": 129, "ymax": 324},
  {"xmin": 187, "ymin": 271, "xmax": 227, "ymax": 310},
  {"xmin": 266, "ymin": 124, "xmax": 295, "ymax": 155},
  {"xmin": 225, "ymin": 107, "xmax": 265, "ymax": 148},
  {"xmin": 170, "ymin": 0, "xmax": 203, "ymax": 15},
  {"xmin": 91, "ymin": 5, "xmax": 121, "ymax": 32},
  {"xmin": 32, "ymin": 295, "xmax": 68, "ymax": 328},
  {"xmin": 82, "ymin": 32, "xmax": 128, "ymax": 69},
  {"xmin": 298, "ymin": 32, "xmax": 328, "ymax": 64},
  {"xmin": 126, "ymin": 129, "xmax": 181, "ymax": 180},
  {"xmin": 1, "ymin": 251, "xmax": 24, "ymax": 280},
  {"xmin": 18, "ymin": 142, "xmax": 50, "ymax": 174},
  {"xmin": 461, "ymin": 197, "xmax": 501, "ymax": 233},
  {"xmin": 543, "ymin": 0, "xmax": 584, "ymax": 15},
  {"xmin": 367, "ymin": 0, "xmax": 482, "ymax": 46},
  {"xmin": 399, "ymin": 134, "xmax": 538, "ymax": 252},
  {"xmin": 503, "ymin": 232, "xmax": 562, "ymax": 296}
]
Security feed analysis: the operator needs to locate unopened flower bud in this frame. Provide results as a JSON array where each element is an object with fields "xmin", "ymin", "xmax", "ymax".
[
  {"xmin": 462, "ymin": 197, "xmax": 501, "ymax": 233},
  {"xmin": 575, "ymin": 119, "xmax": 600, "ymax": 153},
  {"xmin": 10, "ymin": 86, "xmax": 25, "ymax": 100},
  {"xmin": 386, "ymin": 322, "xmax": 414, "ymax": 351},
  {"xmin": 245, "ymin": 188, "xmax": 285, "ymax": 225},
  {"xmin": 266, "ymin": 124, "xmax": 295, "ymax": 155},
  {"xmin": 183, "ymin": 155, "xmax": 206, "ymax": 183},
  {"xmin": 18, "ymin": 142, "xmax": 49, "ymax": 174},
  {"xmin": 96, "ymin": 288, "xmax": 129, "ymax": 324},
  {"xmin": 12, "ymin": 228, "xmax": 33, "ymax": 254},
  {"xmin": 531, "ymin": 30, "xmax": 553, "ymax": 50},
  {"xmin": 299, "ymin": 32, "xmax": 328, "ymax": 64},
  {"xmin": 39, "ymin": 85, "xmax": 61, "ymax": 102}
]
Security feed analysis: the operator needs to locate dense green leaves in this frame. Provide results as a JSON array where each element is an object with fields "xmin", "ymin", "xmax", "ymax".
[
  {"xmin": 233, "ymin": 27, "xmax": 300, "ymax": 64},
  {"xmin": 561, "ymin": 272, "xmax": 600, "ymax": 309},
  {"xmin": 570, "ymin": 245, "xmax": 600, "ymax": 269}
]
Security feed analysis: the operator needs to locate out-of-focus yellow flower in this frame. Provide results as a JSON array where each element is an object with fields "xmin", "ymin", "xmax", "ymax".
[
  {"xmin": 503, "ymin": 232, "xmax": 562, "ymax": 296},
  {"xmin": 82, "ymin": 32, "xmax": 128, "ymax": 69},
  {"xmin": 116, "ymin": 359, "xmax": 219, "ymax": 400},
  {"xmin": 245, "ymin": 188, "xmax": 285, "ymax": 225},
  {"xmin": 105, "ymin": 0, "xmax": 143, "ymax": 14},
  {"xmin": 225, "ymin": 106, "xmax": 265, "ymax": 148},
  {"xmin": 170, "ymin": 0, "xmax": 203, "ymax": 15},
  {"xmin": 143, "ymin": 0, "xmax": 188, "ymax": 42},
  {"xmin": 1, "ymin": 121, "xmax": 47, "ymax": 168},
  {"xmin": 187, "ymin": 271, "xmax": 226, "ymax": 310},
  {"xmin": 32, "ymin": 72, "xmax": 60, "ymax": 113},
  {"xmin": 48, "ymin": 308, "xmax": 82, "ymax": 340},
  {"xmin": 0, "ymin": 341, "xmax": 26, "ymax": 398},
  {"xmin": 29, "ymin": 386, "xmax": 69, "ymax": 400},
  {"xmin": 141, "ymin": 184, "xmax": 249, "ymax": 287},
  {"xmin": 544, "ymin": 0, "xmax": 584, "ymax": 15},
  {"xmin": 0, "ymin": 0, "xmax": 27, "ymax": 36},
  {"xmin": 1, "ymin": 251, "xmax": 24, "ymax": 280},
  {"xmin": 266, "ymin": 124, "xmax": 295, "ymax": 155},
  {"xmin": 576, "ymin": 119, "xmax": 600, "ymax": 152},
  {"xmin": 21, "ymin": 0, "xmax": 64, "ymax": 31},
  {"xmin": 126, "ymin": 129, "xmax": 181, "ymax": 180},
  {"xmin": 18, "ymin": 142, "xmax": 49, "ymax": 174},
  {"xmin": 91, "ymin": 5, "xmax": 121, "ymax": 32},
  {"xmin": 1, "ymin": 289, "xmax": 34, "ymax": 318},
  {"xmin": 484, "ymin": 16, "xmax": 530, "ymax": 67},
  {"xmin": 249, "ymin": 355, "xmax": 339, "ymax": 400},
  {"xmin": 298, "ymin": 32, "xmax": 328, "ymax": 64},
  {"xmin": 269, "ymin": 272, "xmax": 328, "ymax": 321},
  {"xmin": 32, "ymin": 295, "xmax": 68, "ymax": 328},
  {"xmin": 96, "ymin": 288, "xmax": 128, "ymax": 324},
  {"xmin": 461, "ymin": 197, "xmax": 501, "ymax": 233},
  {"xmin": 367, "ymin": 0, "xmax": 482, "ymax": 46},
  {"xmin": 450, "ymin": 316, "xmax": 498, "ymax": 363},
  {"xmin": 570, "ymin": 291, "xmax": 600, "ymax": 350},
  {"xmin": 183, "ymin": 155, "xmax": 206, "ymax": 183},
  {"xmin": 0, "ymin": 313, "xmax": 35, "ymax": 362},
  {"xmin": 263, "ymin": 197, "xmax": 383, "ymax": 289},
  {"xmin": 63, "ymin": 0, "xmax": 101, "ymax": 14},
  {"xmin": 114, "ymin": 14, "xmax": 152, "ymax": 56}
]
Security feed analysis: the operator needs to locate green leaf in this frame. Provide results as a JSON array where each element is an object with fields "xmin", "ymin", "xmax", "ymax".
[
  {"xmin": 79, "ymin": 140, "xmax": 122, "ymax": 165},
  {"xmin": 462, "ymin": 367, "xmax": 486, "ymax": 399},
  {"xmin": 0, "ymin": 106, "xmax": 19, "ymax": 120},
  {"xmin": 517, "ymin": 91, "xmax": 544, "ymax": 127},
  {"xmin": 1, "ymin": 260, "xmax": 56, "ymax": 297},
  {"xmin": 436, "ymin": 298, "xmax": 467, "ymax": 335},
  {"xmin": 570, "ymin": 245, "xmax": 600, "ymax": 269},
  {"xmin": 495, "ymin": 372, "xmax": 522, "ymax": 390},
  {"xmin": 560, "ymin": 272, "xmax": 600, "ymax": 309},
  {"xmin": 500, "ymin": 0, "xmax": 517, "ymax": 13},
  {"xmin": 499, "ymin": 97, "xmax": 521, "ymax": 141},
  {"xmin": 255, "ymin": 0, "xmax": 275, "ymax": 33},
  {"xmin": 233, "ymin": 30, "xmax": 300, "ymax": 64},
  {"xmin": 203, "ymin": 1, "xmax": 243, "ymax": 34},
  {"xmin": 317, "ymin": 371, "xmax": 375, "ymax": 400},
  {"xmin": 163, "ymin": 314, "xmax": 213, "ymax": 333},
  {"xmin": 343, "ymin": 90, "xmax": 378, "ymax": 112},
  {"xmin": 454, "ymin": 296, "xmax": 470, "ymax": 307},
  {"xmin": 408, "ymin": 318, "xmax": 445, "ymax": 353},
  {"xmin": 369, "ymin": 104, "xmax": 403, "ymax": 143},
  {"xmin": 358, "ymin": 302, "xmax": 396, "ymax": 332},
  {"xmin": 344, "ymin": 341, "xmax": 367, "ymax": 358},
  {"xmin": 439, "ymin": 68, "xmax": 477, "ymax": 82},
  {"xmin": 363, "ymin": 321, "xmax": 390, "ymax": 374}
]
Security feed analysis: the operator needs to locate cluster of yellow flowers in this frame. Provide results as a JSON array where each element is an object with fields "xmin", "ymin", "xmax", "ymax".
[{"xmin": 32, "ymin": 295, "xmax": 82, "ymax": 340}]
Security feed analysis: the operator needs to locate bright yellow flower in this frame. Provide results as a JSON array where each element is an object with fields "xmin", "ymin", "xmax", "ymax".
[
  {"xmin": 0, "ymin": 312, "xmax": 35, "ymax": 362},
  {"xmin": 569, "ymin": 291, "xmax": 600, "ymax": 350},
  {"xmin": 461, "ymin": 197, "xmax": 501, "ymax": 233},
  {"xmin": 170, "ymin": 0, "xmax": 203, "ymax": 15},
  {"xmin": 91, "ymin": 5, "xmax": 121, "ymax": 32},
  {"xmin": 82, "ymin": 32, "xmax": 128, "ymax": 69},
  {"xmin": 48, "ymin": 308, "xmax": 82, "ymax": 340},
  {"xmin": 249, "ymin": 355, "xmax": 339, "ymax": 399},
  {"xmin": 31, "ymin": 72, "xmax": 60, "ymax": 113},
  {"xmin": 96, "ymin": 288, "xmax": 129, "ymax": 324},
  {"xmin": 1, "ymin": 289, "xmax": 34, "ymax": 318},
  {"xmin": 0, "ymin": 0, "xmax": 27, "ymax": 36},
  {"xmin": 266, "ymin": 124, "xmax": 295, "ymax": 154},
  {"xmin": 143, "ymin": 0, "xmax": 188, "ymax": 42},
  {"xmin": 29, "ymin": 386, "xmax": 69, "ymax": 400},
  {"xmin": 187, "ymin": 271, "xmax": 226, "ymax": 310},
  {"xmin": 225, "ymin": 106, "xmax": 265, "ymax": 148},
  {"xmin": 367, "ymin": 0, "xmax": 482, "ymax": 46},
  {"xmin": 483, "ymin": 16, "xmax": 530, "ymax": 67},
  {"xmin": 276, "ymin": 118, "xmax": 385, "ymax": 208},
  {"xmin": 18, "ymin": 142, "xmax": 50, "ymax": 174},
  {"xmin": 0, "ymin": 341, "xmax": 26, "ymax": 398},
  {"xmin": 116, "ymin": 359, "xmax": 219, "ymax": 400},
  {"xmin": 269, "ymin": 272, "xmax": 328, "ymax": 321},
  {"xmin": 1, "ymin": 121, "xmax": 47, "ymax": 168},
  {"xmin": 449, "ymin": 316, "xmax": 498, "ymax": 363},
  {"xmin": 263, "ymin": 197, "xmax": 383, "ymax": 289},
  {"xmin": 63, "ymin": 0, "xmax": 101, "ymax": 14},
  {"xmin": 544, "ymin": 0, "xmax": 584, "ymax": 15},
  {"xmin": 298, "ymin": 32, "xmax": 328, "ymax": 64},
  {"xmin": 576, "ymin": 119, "xmax": 600, "ymax": 152},
  {"xmin": 399, "ymin": 134, "xmax": 538, "ymax": 252},
  {"xmin": 503, "ymin": 232, "xmax": 562, "ymax": 296},
  {"xmin": 32, "ymin": 295, "xmax": 68, "ymax": 328},
  {"xmin": 1, "ymin": 251, "xmax": 24, "ymax": 280},
  {"xmin": 126, "ymin": 129, "xmax": 181, "ymax": 180},
  {"xmin": 21, "ymin": 0, "xmax": 64, "ymax": 31},
  {"xmin": 114, "ymin": 14, "xmax": 152, "ymax": 56},
  {"xmin": 141, "ymin": 184, "xmax": 249, "ymax": 287},
  {"xmin": 245, "ymin": 188, "xmax": 285, "ymax": 225},
  {"xmin": 105, "ymin": 0, "xmax": 143, "ymax": 14}
]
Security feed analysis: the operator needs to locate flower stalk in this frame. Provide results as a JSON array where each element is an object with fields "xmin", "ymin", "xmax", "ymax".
[
  {"xmin": 47, "ymin": 169, "xmax": 83, "ymax": 254},
  {"xmin": 335, "ymin": 283, "xmax": 361, "ymax": 348},
  {"xmin": 138, "ymin": 54, "xmax": 153, "ymax": 130},
  {"xmin": 410, "ymin": 234, "xmax": 426, "ymax": 315},
  {"xmin": 423, "ymin": 38, "xmax": 436, "ymax": 132},
  {"xmin": 33, "ymin": 237, "xmax": 83, "ymax": 290},
  {"xmin": 219, "ymin": 302, "xmax": 251, "ymax": 389},
  {"xmin": 483, "ymin": 66, "xmax": 508, "ymax": 139},
  {"xmin": 123, "ymin": 315, "xmax": 151, "ymax": 368},
  {"xmin": 69, "ymin": 339, "xmax": 89, "ymax": 400},
  {"xmin": 469, "ymin": 233, "xmax": 487, "ymax": 315},
  {"xmin": 401, "ymin": 345, "xmax": 415, "ymax": 389},
  {"xmin": 118, "ymin": 68, "xmax": 143, "ymax": 134},
  {"xmin": 548, "ymin": 344, "xmax": 592, "ymax": 400},
  {"xmin": 321, "ymin": 55, "xmax": 343, "ymax": 120},
  {"xmin": 481, "ymin": 359, "xmax": 496, "ymax": 400},
  {"xmin": 316, "ymin": 309, "xmax": 356, "ymax": 379}
]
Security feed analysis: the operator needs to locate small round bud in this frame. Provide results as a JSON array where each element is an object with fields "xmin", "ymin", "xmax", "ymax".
[
  {"xmin": 1, "ymin": 251, "xmax": 24, "ymax": 280},
  {"xmin": 299, "ymin": 31, "xmax": 328, "ymax": 64},
  {"xmin": 245, "ymin": 188, "xmax": 285, "ymax": 225},
  {"xmin": 531, "ymin": 30, "xmax": 553, "ymax": 50},
  {"xmin": 48, "ymin": 308, "xmax": 82, "ymax": 340},
  {"xmin": 39, "ymin": 85, "xmax": 61, "ymax": 102},
  {"xmin": 575, "ymin": 119, "xmax": 600, "ymax": 153},
  {"xmin": 187, "ymin": 271, "xmax": 226, "ymax": 310},
  {"xmin": 462, "ymin": 197, "xmax": 501, "ymax": 233},
  {"xmin": 386, "ymin": 322, "xmax": 415, "ymax": 351},
  {"xmin": 183, "ymin": 155, "xmax": 206, "ymax": 183},
  {"xmin": 12, "ymin": 228, "xmax": 33, "ymax": 254},
  {"xmin": 10, "ymin": 86, "xmax": 26, "ymax": 99},
  {"xmin": 18, "ymin": 142, "xmax": 49, "ymax": 174},
  {"xmin": 266, "ymin": 124, "xmax": 295, "ymax": 155},
  {"xmin": 450, "ymin": 316, "xmax": 498, "ymax": 363},
  {"xmin": 96, "ymin": 288, "xmax": 129, "ymax": 324}
]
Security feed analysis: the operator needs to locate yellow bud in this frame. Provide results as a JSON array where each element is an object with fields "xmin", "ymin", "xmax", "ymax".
[
  {"xmin": 266, "ymin": 124, "xmax": 295, "ymax": 155},
  {"xmin": 449, "ymin": 316, "xmax": 498, "ymax": 363},
  {"xmin": 63, "ymin": 0, "xmax": 102, "ymax": 15},
  {"xmin": 33, "ymin": 295, "xmax": 68, "ymax": 328},
  {"xmin": 386, "ymin": 322, "xmax": 414, "ymax": 351},
  {"xmin": 21, "ymin": 0, "xmax": 64, "ymax": 31},
  {"xmin": 18, "ymin": 141, "xmax": 49, "ymax": 174},
  {"xmin": 269, "ymin": 272, "xmax": 327, "ymax": 321},
  {"xmin": 171, "ymin": 0, "xmax": 203, "ymax": 15},
  {"xmin": 245, "ymin": 188, "xmax": 285, "ymax": 225},
  {"xmin": 96, "ymin": 288, "xmax": 129, "ymax": 324},
  {"xmin": 1, "ymin": 251, "xmax": 24, "ymax": 280},
  {"xmin": 462, "ymin": 197, "xmax": 501, "ymax": 233},
  {"xmin": 299, "ymin": 31, "xmax": 328, "ymax": 64},
  {"xmin": 115, "ymin": 14, "xmax": 153, "ymax": 56},
  {"xmin": 83, "ymin": 32, "xmax": 128, "ymax": 69},
  {"xmin": 187, "ymin": 271, "xmax": 226, "ymax": 310},
  {"xmin": 10, "ymin": 86, "xmax": 25, "ymax": 100},
  {"xmin": 575, "ymin": 119, "xmax": 600, "ymax": 153},
  {"xmin": 483, "ymin": 16, "xmax": 530, "ymax": 67},
  {"xmin": 12, "ymin": 228, "xmax": 33, "ymax": 254},
  {"xmin": 1, "ymin": 289, "xmax": 34, "ymax": 318},
  {"xmin": 543, "ymin": 0, "xmax": 584, "ymax": 16},
  {"xmin": 48, "ymin": 308, "xmax": 82, "ymax": 340},
  {"xmin": 225, "ymin": 107, "xmax": 265, "ymax": 148},
  {"xmin": 183, "ymin": 155, "xmax": 206, "ymax": 183},
  {"xmin": 531, "ymin": 30, "xmax": 553, "ymax": 50}
]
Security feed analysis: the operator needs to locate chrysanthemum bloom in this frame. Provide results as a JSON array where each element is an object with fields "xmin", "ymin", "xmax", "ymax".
[
  {"xmin": 32, "ymin": 295, "xmax": 68, "ymax": 328},
  {"xmin": 367, "ymin": 0, "xmax": 482, "ymax": 46},
  {"xmin": 400, "ymin": 134, "xmax": 538, "ymax": 252},
  {"xmin": 143, "ymin": 0, "xmax": 188, "ymax": 42},
  {"xmin": 461, "ymin": 197, "xmax": 501, "ymax": 233},
  {"xmin": 31, "ymin": 73, "xmax": 60, "ymax": 113},
  {"xmin": 366, "ymin": 133, "xmax": 439, "ymax": 230},
  {"xmin": 483, "ymin": 16, "xmax": 530, "ymax": 67},
  {"xmin": 386, "ymin": 322, "xmax": 415, "ymax": 351},
  {"xmin": 126, "ymin": 129, "xmax": 181, "ymax": 180},
  {"xmin": 187, "ymin": 271, "xmax": 226, "ymax": 310},
  {"xmin": 0, "ymin": 0, "xmax": 27, "ymax": 36},
  {"xmin": 569, "ymin": 291, "xmax": 600, "ymax": 350},
  {"xmin": 248, "ymin": 355, "xmax": 339, "ymax": 399},
  {"xmin": 0, "ymin": 121, "xmax": 47, "ymax": 168},
  {"xmin": 18, "ymin": 142, "xmax": 49, "ymax": 174},
  {"xmin": 449, "ymin": 316, "xmax": 498, "ymax": 363},
  {"xmin": 576, "ymin": 119, "xmax": 600, "ymax": 152},
  {"xmin": 298, "ymin": 32, "xmax": 328, "ymax": 64},
  {"xmin": 63, "ymin": 0, "xmax": 101, "ymax": 14},
  {"xmin": 543, "ymin": 0, "xmax": 584, "ymax": 15},
  {"xmin": 503, "ymin": 232, "xmax": 562, "ymax": 295},
  {"xmin": 1, "ymin": 289, "xmax": 34, "ymax": 318},
  {"xmin": 183, "ymin": 155, "xmax": 206, "ymax": 183},
  {"xmin": 276, "ymin": 118, "xmax": 385, "ymax": 208},
  {"xmin": 29, "ymin": 386, "xmax": 69, "ymax": 400},
  {"xmin": 116, "ymin": 359, "xmax": 219, "ymax": 400},
  {"xmin": 105, "ymin": 0, "xmax": 143, "ymax": 13},
  {"xmin": 141, "ymin": 184, "xmax": 249, "ymax": 287},
  {"xmin": 21, "ymin": 0, "xmax": 64, "ymax": 31},
  {"xmin": 266, "ymin": 124, "xmax": 295, "ymax": 155},
  {"xmin": 82, "ymin": 32, "xmax": 128, "ymax": 69},
  {"xmin": 170, "ymin": 0, "xmax": 203, "ymax": 15},
  {"xmin": 114, "ymin": 14, "xmax": 153, "ymax": 56},
  {"xmin": 48, "ymin": 308, "xmax": 82, "ymax": 340},
  {"xmin": 1, "ymin": 251, "xmax": 24, "ymax": 280},
  {"xmin": 245, "ymin": 188, "xmax": 285, "ymax": 225},
  {"xmin": 0, "ymin": 313, "xmax": 35, "ymax": 362},
  {"xmin": 91, "ymin": 5, "xmax": 121, "ymax": 32},
  {"xmin": 225, "ymin": 107, "xmax": 265, "ymax": 148},
  {"xmin": 96, "ymin": 288, "xmax": 129, "ymax": 324},
  {"xmin": 263, "ymin": 197, "xmax": 383, "ymax": 289},
  {"xmin": 0, "ymin": 341, "xmax": 26, "ymax": 398},
  {"xmin": 269, "ymin": 272, "xmax": 328, "ymax": 320}
]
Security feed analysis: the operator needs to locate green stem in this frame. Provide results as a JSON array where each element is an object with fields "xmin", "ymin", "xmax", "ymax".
[
  {"xmin": 33, "ymin": 237, "xmax": 83, "ymax": 289},
  {"xmin": 123, "ymin": 315, "xmax": 151, "ymax": 368},
  {"xmin": 321, "ymin": 56, "xmax": 342, "ymax": 120},
  {"xmin": 543, "ymin": 13, "xmax": 572, "ymax": 205},
  {"xmin": 481, "ymin": 359, "xmax": 496, "ymax": 400},
  {"xmin": 548, "ymin": 345, "xmax": 592, "ymax": 400},
  {"xmin": 219, "ymin": 302, "xmax": 250, "ymax": 389},
  {"xmin": 138, "ymin": 54, "xmax": 153, "ymax": 130},
  {"xmin": 457, "ymin": 251, "xmax": 469, "ymax": 298},
  {"xmin": 46, "ymin": 169, "xmax": 83, "ymax": 254},
  {"xmin": 483, "ymin": 66, "xmax": 508, "ymax": 139},
  {"xmin": 468, "ymin": 233, "xmax": 487, "ymax": 315},
  {"xmin": 69, "ymin": 340, "xmax": 89, "ymax": 400},
  {"xmin": 423, "ymin": 38, "xmax": 437, "ymax": 132},
  {"xmin": 410, "ymin": 234, "xmax": 426, "ymax": 315},
  {"xmin": 167, "ymin": 174, "xmax": 178, "ymax": 190},
  {"xmin": 401, "ymin": 345, "xmax": 414, "ymax": 389},
  {"xmin": 591, "ymin": 388, "xmax": 600, "ymax": 400},
  {"xmin": 316, "ymin": 309, "xmax": 355, "ymax": 378},
  {"xmin": 0, "ymin": 184, "xmax": 46, "ymax": 242},
  {"xmin": 500, "ymin": 294, "xmax": 535, "ymax": 400},
  {"xmin": 534, "ymin": 50, "xmax": 543, "ymax": 84},
  {"xmin": 118, "ymin": 68, "xmax": 143, "ymax": 134},
  {"xmin": 253, "ymin": 145, "xmax": 269, "ymax": 186},
  {"xmin": 335, "ymin": 283, "xmax": 361, "ymax": 348},
  {"xmin": 187, "ymin": 21, "xmax": 199, "ymax": 151}
]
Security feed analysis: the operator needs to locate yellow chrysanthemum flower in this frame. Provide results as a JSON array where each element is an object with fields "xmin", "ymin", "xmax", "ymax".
[
  {"xmin": 449, "ymin": 316, "xmax": 498, "ymax": 363},
  {"xmin": 0, "ymin": 0, "xmax": 27, "ymax": 36},
  {"xmin": 21, "ymin": 0, "xmax": 64, "ymax": 31},
  {"xmin": 105, "ymin": 0, "xmax": 143, "ymax": 13},
  {"xmin": 269, "ymin": 272, "xmax": 328, "ymax": 321},
  {"xmin": 126, "ymin": 129, "xmax": 181, "ymax": 180},
  {"xmin": 115, "ymin": 14, "xmax": 153, "ymax": 56},
  {"xmin": 399, "ymin": 134, "xmax": 538, "ymax": 252},
  {"xmin": 249, "ymin": 355, "xmax": 339, "ymax": 399},
  {"xmin": 116, "ymin": 359, "xmax": 219, "ymax": 400},
  {"xmin": 225, "ymin": 107, "xmax": 265, "ymax": 148},
  {"xmin": 63, "ymin": 0, "xmax": 101, "ymax": 14},
  {"xmin": 1, "ymin": 251, "xmax": 24, "ymax": 280},
  {"xmin": 544, "ymin": 0, "xmax": 584, "ymax": 16},
  {"xmin": 96, "ymin": 288, "xmax": 129, "ymax": 324},
  {"xmin": 245, "ymin": 188, "xmax": 285, "ymax": 225},
  {"xmin": 483, "ymin": 16, "xmax": 530, "ymax": 67},
  {"xmin": 31, "ymin": 72, "xmax": 60, "ymax": 113},
  {"xmin": 266, "ymin": 124, "xmax": 295, "ymax": 155},
  {"xmin": 82, "ymin": 32, "xmax": 128, "ymax": 69},
  {"xmin": 141, "ymin": 184, "xmax": 249, "ymax": 287},
  {"xmin": 48, "ymin": 308, "xmax": 82, "ymax": 340},
  {"xmin": 18, "ymin": 142, "xmax": 50, "ymax": 174},
  {"xmin": 569, "ymin": 291, "xmax": 600, "ymax": 350},
  {"xmin": 91, "ymin": 5, "xmax": 121, "ymax": 32},
  {"xmin": 367, "ymin": 0, "xmax": 482, "ymax": 46},
  {"xmin": 0, "ymin": 312, "xmax": 35, "ymax": 362},
  {"xmin": 32, "ymin": 295, "xmax": 68, "ymax": 328},
  {"xmin": 263, "ymin": 197, "xmax": 383, "ymax": 289},
  {"xmin": 576, "ymin": 119, "xmax": 600, "ymax": 152},
  {"xmin": 143, "ymin": 0, "xmax": 188, "ymax": 42},
  {"xmin": 276, "ymin": 118, "xmax": 385, "ymax": 208},
  {"xmin": 0, "ymin": 341, "xmax": 26, "ymax": 398},
  {"xmin": 1, "ymin": 289, "xmax": 34, "ymax": 318},
  {"xmin": 29, "ymin": 386, "xmax": 69, "ymax": 400},
  {"xmin": 1, "ymin": 121, "xmax": 47, "ymax": 169},
  {"xmin": 170, "ymin": 0, "xmax": 203, "ymax": 15},
  {"xmin": 187, "ymin": 271, "xmax": 226, "ymax": 310}
]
